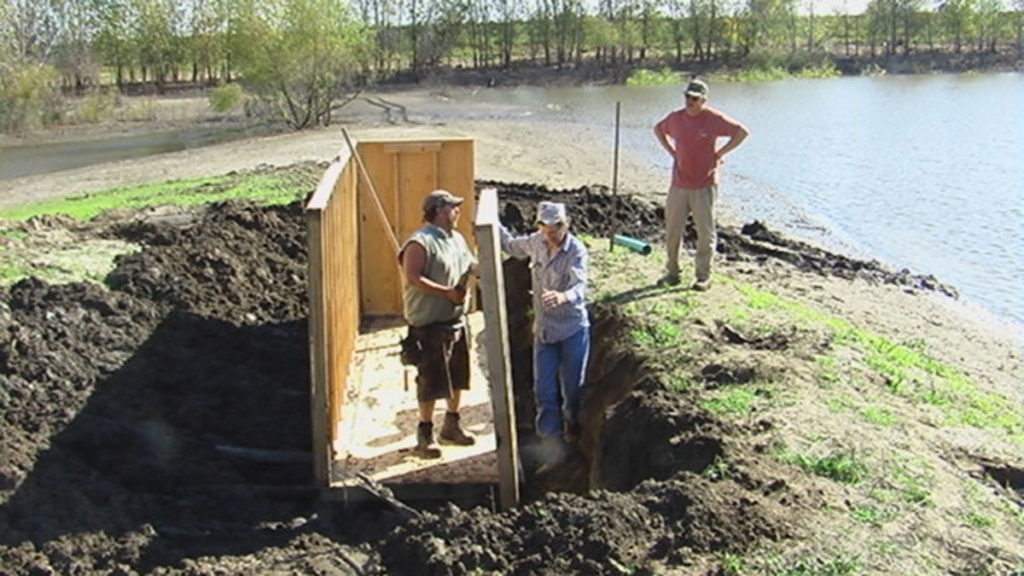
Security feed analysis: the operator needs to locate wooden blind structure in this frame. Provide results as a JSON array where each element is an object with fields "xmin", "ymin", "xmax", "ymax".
[{"xmin": 305, "ymin": 136, "xmax": 518, "ymax": 508}]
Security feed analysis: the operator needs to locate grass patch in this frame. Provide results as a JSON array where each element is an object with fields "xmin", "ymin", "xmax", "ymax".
[
  {"xmin": 816, "ymin": 355, "xmax": 841, "ymax": 387},
  {"xmin": 733, "ymin": 283, "xmax": 1024, "ymax": 442},
  {"xmin": 787, "ymin": 450, "xmax": 868, "ymax": 484},
  {"xmin": 701, "ymin": 386, "xmax": 765, "ymax": 419},
  {"xmin": 1, "ymin": 260, "xmax": 21, "ymax": 283},
  {"xmin": 623, "ymin": 296, "xmax": 697, "ymax": 351},
  {"xmin": 0, "ymin": 238, "xmax": 139, "ymax": 288},
  {"xmin": 703, "ymin": 455, "xmax": 733, "ymax": 480},
  {"xmin": 963, "ymin": 512, "xmax": 996, "ymax": 529},
  {"xmin": 665, "ymin": 366, "xmax": 697, "ymax": 393},
  {"xmin": 733, "ymin": 66, "xmax": 791, "ymax": 82},
  {"xmin": 851, "ymin": 504, "xmax": 898, "ymax": 525},
  {"xmin": 859, "ymin": 405, "xmax": 899, "ymax": 427},
  {"xmin": 875, "ymin": 462, "xmax": 933, "ymax": 507},
  {"xmin": 0, "ymin": 228, "xmax": 28, "ymax": 240},
  {"xmin": 772, "ymin": 553, "xmax": 861, "ymax": 576},
  {"xmin": 719, "ymin": 551, "xmax": 749, "ymax": 575},
  {"xmin": 0, "ymin": 168, "xmax": 316, "ymax": 221}
]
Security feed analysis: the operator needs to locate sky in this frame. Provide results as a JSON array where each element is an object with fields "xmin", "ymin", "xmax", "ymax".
[{"xmin": 809, "ymin": 0, "xmax": 872, "ymax": 15}]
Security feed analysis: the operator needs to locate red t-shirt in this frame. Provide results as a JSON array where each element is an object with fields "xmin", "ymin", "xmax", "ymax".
[{"xmin": 656, "ymin": 107, "xmax": 743, "ymax": 189}]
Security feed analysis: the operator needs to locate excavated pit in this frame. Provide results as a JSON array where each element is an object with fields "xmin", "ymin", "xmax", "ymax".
[{"xmin": 1, "ymin": 175, "xmax": 972, "ymax": 575}]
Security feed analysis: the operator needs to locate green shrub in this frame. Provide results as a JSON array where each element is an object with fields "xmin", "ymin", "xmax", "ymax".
[
  {"xmin": 626, "ymin": 67, "xmax": 685, "ymax": 86},
  {"xmin": 0, "ymin": 60, "xmax": 64, "ymax": 133},
  {"xmin": 73, "ymin": 88, "xmax": 119, "ymax": 124},
  {"xmin": 209, "ymin": 83, "xmax": 245, "ymax": 113}
]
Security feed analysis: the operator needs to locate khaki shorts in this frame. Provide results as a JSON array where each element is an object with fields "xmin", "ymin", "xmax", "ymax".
[{"xmin": 409, "ymin": 323, "xmax": 470, "ymax": 402}]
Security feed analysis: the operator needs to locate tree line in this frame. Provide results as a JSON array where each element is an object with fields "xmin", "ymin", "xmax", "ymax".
[{"xmin": 2, "ymin": 0, "xmax": 1021, "ymax": 131}]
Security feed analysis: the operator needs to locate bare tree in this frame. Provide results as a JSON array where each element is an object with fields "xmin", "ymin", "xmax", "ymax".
[{"xmin": 5, "ymin": 0, "xmax": 62, "ymax": 60}]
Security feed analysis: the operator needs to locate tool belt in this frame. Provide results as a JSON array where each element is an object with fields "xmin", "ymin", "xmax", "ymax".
[{"xmin": 399, "ymin": 321, "xmax": 461, "ymax": 366}]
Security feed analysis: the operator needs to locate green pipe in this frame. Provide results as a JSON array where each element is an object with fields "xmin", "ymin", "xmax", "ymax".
[{"xmin": 612, "ymin": 234, "xmax": 652, "ymax": 255}]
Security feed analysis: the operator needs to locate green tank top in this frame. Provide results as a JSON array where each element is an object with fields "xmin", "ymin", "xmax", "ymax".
[{"xmin": 401, "ymin": 224, "xmax": 474, "ymax": 327}]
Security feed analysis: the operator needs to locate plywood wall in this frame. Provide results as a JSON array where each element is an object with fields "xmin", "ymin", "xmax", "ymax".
[
  {"xmin": 305, "ymin": 147, "xmax": 360, "ymax": 487},
  {"xmin": 357, "ymin": 139, "xmax": 476, "ymax": 316}
]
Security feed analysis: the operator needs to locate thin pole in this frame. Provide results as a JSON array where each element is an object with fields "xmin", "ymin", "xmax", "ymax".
[
  {"xmin": 613, "ymin": 100, "xmax": 621, "ymax": 196},
  {"xmin": 610, "ymin": 101, "xmax": 621, "ymax": 251}
]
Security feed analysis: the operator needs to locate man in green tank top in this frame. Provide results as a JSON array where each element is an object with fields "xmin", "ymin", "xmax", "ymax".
[{"xmin": 398, "ymin": 189, "xmax": 478, "ymax": 458}]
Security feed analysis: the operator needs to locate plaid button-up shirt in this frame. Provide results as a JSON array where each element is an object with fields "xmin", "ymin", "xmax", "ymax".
[{"xmin": 500, "ymin": 225, "xmax": 589, "ymax": 344}]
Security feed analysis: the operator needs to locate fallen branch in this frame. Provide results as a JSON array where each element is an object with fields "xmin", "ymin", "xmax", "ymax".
[{"xmin": 354, "ymin": 472, "xmax": 421, "ymax": 520}]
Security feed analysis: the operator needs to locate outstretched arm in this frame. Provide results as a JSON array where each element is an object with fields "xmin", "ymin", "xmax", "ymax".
[{"xmin": 499, "ymin": 224, "xmax": 536, "ymax": 261}]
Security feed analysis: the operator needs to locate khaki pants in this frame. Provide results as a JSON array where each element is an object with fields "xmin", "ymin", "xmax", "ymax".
[{"xmin": 665, "ymin": 185, "xmax": 717, "ymax": 281}]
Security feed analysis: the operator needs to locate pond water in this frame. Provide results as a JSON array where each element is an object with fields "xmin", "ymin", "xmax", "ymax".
[
  {"xmin": 420, "ymin": 74, "xmax": 1023, "ymax": 327},
  {"xmin": 0, "ymin": 123, "xmax": 267, "ymax": 180}
]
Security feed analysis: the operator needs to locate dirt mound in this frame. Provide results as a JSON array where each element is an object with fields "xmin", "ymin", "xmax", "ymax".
[
  {"xmin": 487, "ymin": 181, "xmax": 956, "ymax": 296},
  {"xmin": 0, "ymin": 181, "xmax": 970, "ymax": 574},
  {"xmin": 106, "ymin": 200, "xmax": 310, "ymax": 323},
  {"xmin": 382, "ymin": 473, "xmax": 796, "ymax": 576}
]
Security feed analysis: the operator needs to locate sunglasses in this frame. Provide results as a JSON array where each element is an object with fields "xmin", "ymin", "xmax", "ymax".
[
  {"xmin": 538, "ymin": 221, "xmax": 566, "ymax": 230},
  {"xmin": 686, "ymin": 95, "xmax": 703, "ymax": 102}
]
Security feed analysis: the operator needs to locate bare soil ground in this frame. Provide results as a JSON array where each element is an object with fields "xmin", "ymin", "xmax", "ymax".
[{"xmin": 1, "ymin": 94, "xmax": 1022, "ymax": 575}]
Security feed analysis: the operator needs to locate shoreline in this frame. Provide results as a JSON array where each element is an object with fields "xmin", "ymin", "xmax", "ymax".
[{"xmin": 1, "ymin": 89, "xmax": 1021, "ymax": 338}]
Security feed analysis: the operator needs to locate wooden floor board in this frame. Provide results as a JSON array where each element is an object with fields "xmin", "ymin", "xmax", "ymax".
[{"xmin": 331, "ymin": 312, "xmax": 498, "ymax": 487}]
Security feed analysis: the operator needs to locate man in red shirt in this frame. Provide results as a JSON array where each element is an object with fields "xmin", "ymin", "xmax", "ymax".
[{"xmin": 654, "ymin": 79, "xmax": 748, "ymax": 290}]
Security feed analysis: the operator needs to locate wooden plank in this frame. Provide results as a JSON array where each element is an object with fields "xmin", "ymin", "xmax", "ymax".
[
  {"xmin": 396, "ymin": 149, "xmax": 438, "ymax": 247},
  {"xmin": 473, "ymin": 187, "xmax": 520, "ymax": 510},
  {"xmin": 383, "ymin": 142, "xmax": 443, "ymax": 154},
  {"xmin": 439, "ymin": 140, "xmax": 476, "ymax": 244},
  {"xmin": 305, "ymin": 210, "xmax": 330, "ymax": 487},
  {"xmin": 334, "ymin": 161, "xmax": 360, "ymax": 440},
  {"xmin": 345, "ymin": 129, "xmax": 400, "ymax": 253},
  {"xmin": 307, "ymin": 147, "xmax": 351, "ymax": 211},
  {"xmin": 358, "ymin": 141, "xmax": 401, "ymax": 316}
]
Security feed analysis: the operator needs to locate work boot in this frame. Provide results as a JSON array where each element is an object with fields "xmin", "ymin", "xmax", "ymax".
[
  {"xmin": 414, "ymin": 422, "xmax": 442, "ymax": 459},
  {"xmin": 438, "ymin": 411, "xmax": 475, "ymax": 446},
  {"xmin": 657, "ymin": 273, "xmax": 681, "ymax": 287},
  {"xmin": 563, "ymin": 421, "xmax": 581, "ymax": 444},
  {"xmin": 535, "ymin": 436, "xmax": 568, "ymax": 475}
]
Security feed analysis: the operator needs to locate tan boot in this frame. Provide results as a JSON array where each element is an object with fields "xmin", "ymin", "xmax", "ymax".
[
  {"xmin": 438, "ymin": 412, "xmax": 475, "ymax": 446},
  {"xmin": 414, "ymin": 422, "xmax": 442, "ymax": 459}
]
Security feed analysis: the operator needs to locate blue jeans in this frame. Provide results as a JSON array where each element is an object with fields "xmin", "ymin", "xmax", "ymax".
[{"xmin": 533, "ymin": 327, "xmax": 590, "ymax": 438}]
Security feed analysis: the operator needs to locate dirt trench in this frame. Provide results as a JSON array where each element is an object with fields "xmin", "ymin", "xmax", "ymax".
[{"xmin": 0, "ymin": 179, "xmax": 966, "ymax": 575}]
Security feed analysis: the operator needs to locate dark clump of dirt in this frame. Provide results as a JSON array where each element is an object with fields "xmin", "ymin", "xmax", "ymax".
[
  {"xmin": 0, "ymin": 179, "xmax": 958, "ymax": 574},
  {"xmin": 481, "ymin": 180, "xmax": 662, "ymax": 242},
  {"xmin": 486, "ymin": 181, "xmax": 957, "ymax": 296}
]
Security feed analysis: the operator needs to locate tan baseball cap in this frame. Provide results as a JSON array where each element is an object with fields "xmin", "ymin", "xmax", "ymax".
[
  {"xmin": 684, "ymin": 80, "xmax": 709, "ymax": 99},
  {"xmin": 423, "ymin": 189, "xmax": 465, "ymax": 213}
]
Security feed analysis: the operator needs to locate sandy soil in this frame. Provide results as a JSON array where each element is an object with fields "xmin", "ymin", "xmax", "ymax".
[{"xmin": 0, "ymin": 91, "xmax": 667, "ymax": 215}]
